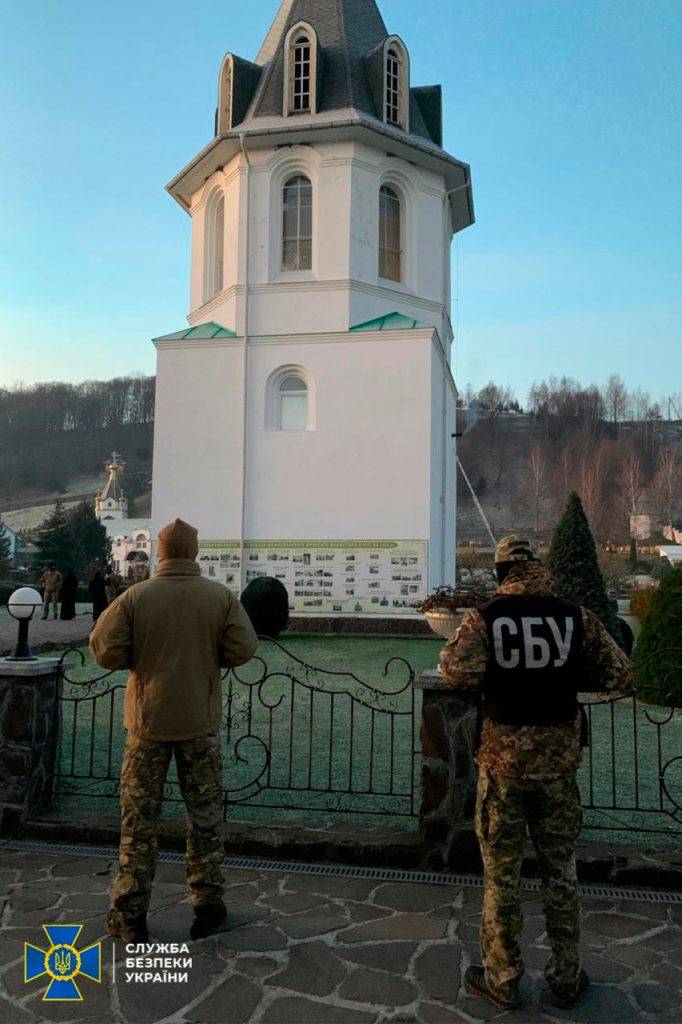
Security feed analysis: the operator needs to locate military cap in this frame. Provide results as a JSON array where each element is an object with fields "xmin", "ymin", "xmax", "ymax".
[{"xmin": 494, "ymin": 535, "xmax": 538, "ymax": 564}]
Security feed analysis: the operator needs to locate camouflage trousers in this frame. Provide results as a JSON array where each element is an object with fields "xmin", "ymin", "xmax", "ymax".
[
  {"xmin": 110, "ymin": 733, "xmax": 225, "ymax": 920},
  {"xmin": 42, "ymin": 590, "xmax": 59, "ymax": 619},
  {"xmin": 475, "ymin": 768, "xmax": 582, "ymax": 993}
]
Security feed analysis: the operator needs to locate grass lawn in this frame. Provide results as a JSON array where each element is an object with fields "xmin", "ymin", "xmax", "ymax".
[{"xmin": 52, "ymin": 637, "xmax": 682, "ymax": 843}]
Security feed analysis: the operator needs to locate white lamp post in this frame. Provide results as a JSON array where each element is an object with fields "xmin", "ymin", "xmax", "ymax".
[{"xmin": 6, "ymin": 588, "xmax": 43, "ymax": 661}]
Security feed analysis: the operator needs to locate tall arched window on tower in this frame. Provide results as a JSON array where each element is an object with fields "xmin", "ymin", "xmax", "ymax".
[
  {"xmin": 279, "ymin": 374, "xmax": 308, "ymax": 430},
  {"xmin": 204, "ymin": 191, "xmax": 225, "ymax": 302},
  {"xmin": 379, "ymin": 185, "xmax": 402, "ymax": 282},
  {"xmin": 282, "ymin": 175, "xmax": 312, "ymax": 271}
]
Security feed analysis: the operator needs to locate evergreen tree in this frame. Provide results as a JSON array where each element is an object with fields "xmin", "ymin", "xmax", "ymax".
[
  {"xmin": 66, "ymin": 501, "xmax": 111, "ymax": 579},
  {"xmin": 547, "ymin": 491, "xmax": 615, "ymax": 633},
  {"xmin": 635, "ymin": 568, "xmax": 682, "ymax": 707},
  {"xmin": 0, "ymin": 518, "xmax": 12, "ymax": 576},
  {"xmin": 34, "ymin": 500, "xmax": 72, "ymax": 574}
]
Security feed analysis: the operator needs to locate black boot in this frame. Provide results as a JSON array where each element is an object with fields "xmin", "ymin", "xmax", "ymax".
[
  {"xmin": 106, "ymin": 909, "xmax": 149, "ymax": 943},
  {"xmin": 190, "ymin": 903, "xmax": 227, "ymax": 940},
  {"xmin": 549, "ymin": 968, "xmax": 590, "ymax": 1009},
  {"xmin": 464, "ymin": 965, "xmax": 522, "ymax": 1010}
]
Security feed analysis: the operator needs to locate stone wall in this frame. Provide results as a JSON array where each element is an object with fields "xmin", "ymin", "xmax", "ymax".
[
  {"xmin": 416, "ymin": 670, "xmax": 481, "ymax": 871},
  {"xmin": 0, "ymin": 659, "xmax": 60, "ymax": 831}
]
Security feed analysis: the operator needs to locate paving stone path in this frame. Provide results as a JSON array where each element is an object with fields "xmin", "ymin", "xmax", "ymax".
[{"xmin": 0, "ymin": 844, "xmax": 680, "ymax": 1024}]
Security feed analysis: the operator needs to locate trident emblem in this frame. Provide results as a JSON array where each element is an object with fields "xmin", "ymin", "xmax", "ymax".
[{"xmin": 54, "ymin": 949, "xmax": 72, "ymax": 975}]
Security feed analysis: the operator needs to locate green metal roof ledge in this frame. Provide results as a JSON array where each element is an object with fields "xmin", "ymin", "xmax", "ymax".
[
  {"xmin": 153, "ymin": 322, "xmax": 238, "ymax": 342},
  {"xmin": 349, "ymin": 312, "xmax": 432, "ymax": 332}
]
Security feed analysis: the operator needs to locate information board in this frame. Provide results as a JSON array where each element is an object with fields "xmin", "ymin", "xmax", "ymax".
[{"xmin": 196, "ymin": 539, "xmax": 428, "ymax": 614}]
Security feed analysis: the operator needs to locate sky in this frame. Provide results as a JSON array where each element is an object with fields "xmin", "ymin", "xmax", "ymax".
[{"xmin": 0, "ymin": 0, "xmax": 680, "ymax": 405}]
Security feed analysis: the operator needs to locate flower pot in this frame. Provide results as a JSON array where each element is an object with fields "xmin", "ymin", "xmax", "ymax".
[{"xmin": 424, "ymin": 608, "xmax": 465, "ymax": 639}]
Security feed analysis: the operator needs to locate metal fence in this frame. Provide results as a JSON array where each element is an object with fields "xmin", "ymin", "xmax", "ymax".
[
  {"xmin": 55, "ymin": 638, "xmax": 420, "ymax": 822},
  {"xmin": 54, "ymin": 640, "xmax": 681, "ymax": 834},
  {"xmin": 579, "ymin": 650, "xmax": 682, "ymax": 835}
]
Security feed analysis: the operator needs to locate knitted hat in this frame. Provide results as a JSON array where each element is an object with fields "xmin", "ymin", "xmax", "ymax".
[
  {"xmin": 157, "ymin": 518, "xmax": 199, "ymax": 561},
  {"xmin": 494, "ymin": 535, "xmax": 538, "ymax": 565}
]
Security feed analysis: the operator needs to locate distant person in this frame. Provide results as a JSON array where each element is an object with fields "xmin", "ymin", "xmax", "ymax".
[
  {"xmin": 41, "ymin": 565, "xmax": 62, "ymax": 620},
  {"xmin": 59, "ymin": 569, "xmax": 78, "ymax": 621},
  {"xmin": 439, "ymin": 536, "xmax": 634, "ymax": 1011},
  {"xmin": 90, "ymin": 518, "xmax": 258, "ymax": 943},
  {"xmin": 104, "ymin": 572, "xmax": 119, "ymax": 605},
  {"xmin": 89, "ymin": 570, "xmax": 108, "ymax": 622}
]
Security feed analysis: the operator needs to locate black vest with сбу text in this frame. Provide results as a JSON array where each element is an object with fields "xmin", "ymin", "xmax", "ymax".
[{"xmin": 480, "ymin": 593, "xmax": 585, "ymax": 727}]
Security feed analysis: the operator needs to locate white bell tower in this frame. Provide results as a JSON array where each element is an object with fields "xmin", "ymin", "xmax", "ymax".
[
  {"xmin": 95, "ymin": 452, "xmax": 128, "ymax": 522},
  {"xmin": 151, "ymin": 0, "xmax": 474, "ymax": 614}
]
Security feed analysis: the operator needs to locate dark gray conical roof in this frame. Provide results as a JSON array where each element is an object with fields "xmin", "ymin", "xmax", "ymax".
[{"xmin": 250, "ymin": 0, "xmax": 389, "ymax": 121}]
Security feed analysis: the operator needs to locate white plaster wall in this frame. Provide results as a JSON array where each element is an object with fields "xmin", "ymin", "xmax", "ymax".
[
  {"xmin": 185, "ymin": 141, "xmax": 452, "ymax": 342},
  {"xmin": 422, "ymin": 340, "xmax": 458, "ymax": 591},
  {"xmin": 151, "ymin": 330, "xmax": 436, "ymax": 547},
  {"xmin": 151, "ymin": 342, "xmax": 244, "ymax": 539},
  {"xmin": 245, "ymin": 332, "xmax": 432, "ymax": 540}
]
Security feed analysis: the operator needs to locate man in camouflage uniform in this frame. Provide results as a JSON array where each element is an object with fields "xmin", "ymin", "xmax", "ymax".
[
  {"xmin": 440, "ymin": 536, "xmax": 633, "ymax": 1010},
  {"xmin": 90, "ymin": 519, "xmax": 258, "ymax": 942}
]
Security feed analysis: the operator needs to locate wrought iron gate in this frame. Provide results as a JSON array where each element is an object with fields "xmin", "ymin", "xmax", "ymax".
[{"xmin": 55, "ymin": 638, "xmax": 420, "ymax": 822}]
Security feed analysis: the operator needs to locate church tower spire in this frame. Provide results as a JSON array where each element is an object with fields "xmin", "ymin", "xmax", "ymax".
[{"xmin": 95, "ymin": 451, "xmax": 128, "ymax": 521}]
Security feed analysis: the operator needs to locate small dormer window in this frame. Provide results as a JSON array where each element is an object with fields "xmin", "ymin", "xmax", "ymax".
[
  {"xmin": 383, "ymin": 37, "xmax": 409, "ymax": 131},
  {"xmin": 284, "ymin": 22, "xmax": 318, "ymax": 116},
  {"xmin": 386, "ymin": 49, "xmax": 401, "ymax": 125},
  {"xmin": 293, "ymin": 36, "xmax": 311, "ymax": 111}
]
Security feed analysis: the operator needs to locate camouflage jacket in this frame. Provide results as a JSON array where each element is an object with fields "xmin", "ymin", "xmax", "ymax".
[{"xmin": 439, "ymin": 563, "xmax": 635, "ymax": 779}]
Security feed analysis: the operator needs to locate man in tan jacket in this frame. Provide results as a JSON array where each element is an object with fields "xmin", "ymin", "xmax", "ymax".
[
  {"xmin": 42, "ymin": 565, "xmax": 63, "ymax": 620},
  {"xmin": 90, "ymin": 518, "xmax": 258, "ymax": 942}
]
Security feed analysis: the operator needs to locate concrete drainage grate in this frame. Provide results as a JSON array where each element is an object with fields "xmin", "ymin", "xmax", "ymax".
[{"xmin": 3, "ymin": 838, "xmax": 681, "ymax": 904}]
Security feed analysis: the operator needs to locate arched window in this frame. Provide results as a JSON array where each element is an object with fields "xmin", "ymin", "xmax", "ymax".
[
  {"xmin": 386, "ymin": 48, "xmax": 401, "ymax": 125},
  {"xmin": 282, "ymin": 175, "xmax": 312, "ymax": 271},
  {"xmin": 204, "ymin": 191, "xmax": 224, "ymax": 302},
  {"xmin": 284, "ymin": 22, "xmax": 318, "ymax": 115},
  {"xmin": 279, "ymin": 373, "xmax": 308, "ymax": 430},
  {"xmin": 265, "ymin": 365, "xmax": 315, "ymax": 431},
  {"xmin": 379, "ymin": 185, "xmax": 402, "ymax": 282}
]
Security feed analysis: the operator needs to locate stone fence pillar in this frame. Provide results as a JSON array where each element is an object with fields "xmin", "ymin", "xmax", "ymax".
[
  {"xmin": 0, "ymin": 658, "xmax": 61, "ymax": 832},
  {"xmin": 415, "ymin": 670, "xmax": 480, "ymax": 871}
]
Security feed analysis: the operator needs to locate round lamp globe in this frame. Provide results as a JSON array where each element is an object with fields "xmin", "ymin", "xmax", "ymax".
[{"xmin": 8, "ymin": 587, "xmax": 43, "ymax": 621}]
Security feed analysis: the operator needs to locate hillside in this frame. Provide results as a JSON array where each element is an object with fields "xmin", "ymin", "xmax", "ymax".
[
  {"xmin": 1, "ymin": 375, "xmax": 680, "ymax": 549},
  {"xmin": 0, "ymin": 377, "xmax": 154, "ymax": 531},
  {"xmin": 457, "ymin": 407, "xmax": 682, "ymax": 545}
]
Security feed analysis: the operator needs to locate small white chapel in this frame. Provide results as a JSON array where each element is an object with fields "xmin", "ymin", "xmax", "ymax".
[{"xmin": 151, "ymin": 0, "xmax": 475, "ymax": 615}]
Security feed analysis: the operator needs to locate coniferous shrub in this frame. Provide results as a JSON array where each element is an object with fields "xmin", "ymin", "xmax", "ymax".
[
  {"xmin": 547, "ymin": 492, "xmax": 616, "ymax": 635},
  {"xmin": 0, "ymin": 518, "xmax": 11, "ymax": 576},
  {"xmin": 635, "ymin": 568, "xmax": 682, "ymax": 707}
]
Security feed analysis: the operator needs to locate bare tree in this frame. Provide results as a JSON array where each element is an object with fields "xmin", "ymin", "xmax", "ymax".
[
  {"xmin": 526, "ymin": 446, "xmax": 548, "ymax": 537},
  {"xmin": 603, "ymin": 374, "xmax": 629, "ymax": 430},
  {"xmin": 578, "ymin": 437, "xmax": 611, "ymax": 541},
  {"xmin": 651, "ymin": 448, "xmax": 681, "ymax": 539},
  {"xmin": 476, "ymin": 382, "xmax": 516, "ymax": 455},
  {"xmin": 619, "ymin": 445, "xmax": 645, "ymax": 554}
]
